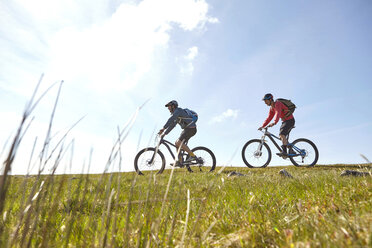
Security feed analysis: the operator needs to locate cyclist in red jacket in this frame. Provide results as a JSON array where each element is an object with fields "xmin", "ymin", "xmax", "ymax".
[{"xmin": 258, "ymin": 93, "xmax": 295, "ymax": 157}]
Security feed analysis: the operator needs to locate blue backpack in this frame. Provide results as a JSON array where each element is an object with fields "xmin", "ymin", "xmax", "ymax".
[{"xmin": 184, "ymin": 108, "xmax": 198, "ymax": 123}]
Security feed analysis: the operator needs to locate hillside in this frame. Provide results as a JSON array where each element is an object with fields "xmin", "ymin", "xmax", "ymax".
[{"xmin": 0, "ymin": 164, "xmax": 371, "ymax": 247}]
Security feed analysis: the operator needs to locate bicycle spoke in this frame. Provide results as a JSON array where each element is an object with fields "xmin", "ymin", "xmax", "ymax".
[
  {"xmin": 188, "ymin": 147, "xmax": 216, "ymax": 172},
  {"xmin": 134, "ymin": 148, "xmax": 165, "ymax": 175},
  {"xmin": 289, "ymin": 139, "xmax": 318, "ymax": 167},
  {"xmin": 242, "ymin": 139, "xmax": 271, "ymax": 168}
]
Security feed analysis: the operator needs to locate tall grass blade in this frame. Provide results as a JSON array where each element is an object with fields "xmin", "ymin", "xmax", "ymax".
[{"xmin": 180, "ymin": 189, "xmax": 191, "ymax": 247}]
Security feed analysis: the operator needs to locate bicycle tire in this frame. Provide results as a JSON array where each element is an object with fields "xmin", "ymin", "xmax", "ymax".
[
  {"xmin": 186, "ymin": 146, "xmax": 216, "ymax": 172},
  {"xmin": 242, "ymin": 139, "xmax": 271, "ymax": 168},
  {"xmin": 289, "ymin": 138, "xmax": 319, "ymax": 167},
  {"xmin": 134, "ymin": 147, "xmax": 166, "ymax": 175}
]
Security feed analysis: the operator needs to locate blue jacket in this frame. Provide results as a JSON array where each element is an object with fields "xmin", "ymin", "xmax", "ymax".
[{"xmin": 163, "ymin": 107, "xmax": 197, "ymax": 134}]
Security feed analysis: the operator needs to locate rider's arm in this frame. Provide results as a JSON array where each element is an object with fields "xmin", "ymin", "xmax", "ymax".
[
  {"xmin": 261, "ymin": 108, "xmax": 275, "ymax": 128},
  {"xmin": 163, "ymin": 108, "xmax": 181, "ymax": 134}
]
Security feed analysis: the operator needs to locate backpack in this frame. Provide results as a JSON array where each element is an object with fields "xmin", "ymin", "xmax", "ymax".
[
  {"xmin": 277, "ymin": 98, "xmax": 296, "ymax": 117},
  {"xmin": 184, "ymin": 108, "xmax": 198, "ymax": 123}
]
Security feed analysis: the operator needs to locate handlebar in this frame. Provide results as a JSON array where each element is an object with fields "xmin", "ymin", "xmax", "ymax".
[{"xmin": 259, "ymin": 127, "xmax": 269, "ymax": 132}]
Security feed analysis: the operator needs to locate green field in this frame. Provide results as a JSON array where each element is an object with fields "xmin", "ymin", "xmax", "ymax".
[{"xmin": 0, "ymin": 164, "xmax": 371, "ymax": 247}]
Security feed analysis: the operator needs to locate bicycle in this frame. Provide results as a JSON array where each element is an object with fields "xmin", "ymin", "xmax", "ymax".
[
  {"xmin": 134, "ymin": 136, "xmax": 216, "ymax": 175},
  {"xmin": 241, "ymin": 127, "xmax": 319, "ymax": 168}
]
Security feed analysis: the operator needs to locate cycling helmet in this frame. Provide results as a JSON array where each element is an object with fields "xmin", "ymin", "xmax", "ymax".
[
  {"xmin": 262, "ymin": 93, "xmax": 273, "ymax": 101},
  {"xmin": 165, "ymin": 100, "xmax": 178, "ymax": 108}
]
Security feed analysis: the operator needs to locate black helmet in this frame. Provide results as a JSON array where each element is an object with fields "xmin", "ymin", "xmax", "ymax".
[
  {"xmin": 262, "ymin": 93, "xmax": 273, "ymax": 100},
  {"xmin": 165, "ymin": 100, "xmax": 178, "ymax": 108}
]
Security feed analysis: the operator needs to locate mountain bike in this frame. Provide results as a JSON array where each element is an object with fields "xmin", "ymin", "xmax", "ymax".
[
  {"xmin": 134, "ymin": 136, "xmax": 216, "ymax": 175},
  {"xmin": 241, "ymin": 127, "xmax": 319, "ymax": 168}
]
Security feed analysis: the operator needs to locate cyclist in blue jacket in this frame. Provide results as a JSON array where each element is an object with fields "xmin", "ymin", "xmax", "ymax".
[{"xmin": 158, "ymin": 100, "xmax": 198, "ymax": 165}]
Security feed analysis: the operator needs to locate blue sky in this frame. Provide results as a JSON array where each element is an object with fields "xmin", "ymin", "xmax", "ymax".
[{"xmin": 1, "ymin": 0, "xmax": 371, "ymax": 174}]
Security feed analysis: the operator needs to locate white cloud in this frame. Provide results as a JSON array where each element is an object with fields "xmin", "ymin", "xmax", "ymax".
[
  {"xmin": 0, "ymin": 0, "xmax": 218, "ymax": 95},
  {"xmin": 0, "ymin": 0, "xmax": 218, "ymax": 174},
  {"xmin": 186, "ymin": 46, "xmax": 199, "ymax": 60},
  {"xmin": 179, "ymin": 46, "xmax": 199, "ymax": 74},
  {"xmin": 210, "ymin": 109, "xmax": 239, "ymax": 123}
]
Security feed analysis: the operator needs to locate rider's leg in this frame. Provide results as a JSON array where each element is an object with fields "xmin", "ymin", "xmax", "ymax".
[
  {"xmin": 278, "ymin": 119, "xmax": 295, "ymax": 155},
  {"xmin": 177, "ymin": 128, "xmax": 197, "ymax": 158},
  {"xmin": 176, "ymin": 140, "xmax": 194, "ymax": 155},
  {"xmin": 175, "ymin": 139, "xmax": 185, "ymax": 161},
  {"xmin": 280, "ymin": 134, "xmax": 288, "ymax": 146},
  {"xmin": 279, "ymin": 134, "xmax": 288, "ymax": 154}
]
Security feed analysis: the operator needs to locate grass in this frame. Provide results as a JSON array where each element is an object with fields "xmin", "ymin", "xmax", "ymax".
[
  {"xmin": 0, "ymin": 165, "xmax": 371, "ymax": 247},
  {"xmin": 0, "ymin": 79, "xmax": 371, "ymax": 247}
]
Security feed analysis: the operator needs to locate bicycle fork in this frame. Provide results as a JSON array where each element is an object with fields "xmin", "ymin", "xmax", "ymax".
[
  {"xmin": 254, "ymin": 135, "xmax": 266, "ymax": 157},
  {"xmin": 148, "ymin": 145, "xmax": 161, "ymax": 165}
]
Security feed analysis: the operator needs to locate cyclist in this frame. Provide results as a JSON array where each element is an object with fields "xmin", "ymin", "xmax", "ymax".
[
  {"xmin": 158, "ymin": 100, "xmax": 198, "ymax": 166},
  {"xmin": 258, "ymin": 93, "xmax": 295, "ymax": 157}
]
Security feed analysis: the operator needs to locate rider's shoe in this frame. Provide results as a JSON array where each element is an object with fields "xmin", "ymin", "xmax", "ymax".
[{"xmin": 277, "ymin": 145, "xmax": 288, "ymax": 159}]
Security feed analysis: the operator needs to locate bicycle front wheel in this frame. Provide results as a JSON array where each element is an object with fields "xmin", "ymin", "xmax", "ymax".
[
  {"xmin": 134, "ymin": 147, "xmax": 166, "ymax": 175},
  {"xmin": 289, "ymin": 138, "xmax": 319, "ymax": 167},
  {"xmin": 242, "ymin": 139, "xmax": 271, "ymax": 168},
  {"xmin": 187, "ymin": 147, "xmax": 216, "ymax": 172}
]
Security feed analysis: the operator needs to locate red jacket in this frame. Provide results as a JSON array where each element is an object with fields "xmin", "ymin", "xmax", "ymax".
[{"xmin": 262, "ymin": 100, "xmax": 294, "ymax": 127}]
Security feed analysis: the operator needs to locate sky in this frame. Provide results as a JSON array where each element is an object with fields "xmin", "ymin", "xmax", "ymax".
[{"xmin": 1, "ymin": 0, "xmax": 372, "ymax": 175}]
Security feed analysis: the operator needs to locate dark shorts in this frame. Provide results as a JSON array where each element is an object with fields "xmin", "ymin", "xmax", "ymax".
[
  {"xmin": 178, "ymin": 128, "xmax": 197, "ymax": 144},
  {"xmin": 280, "ymin": 118, "xmax": 295, "ymax": 136}
]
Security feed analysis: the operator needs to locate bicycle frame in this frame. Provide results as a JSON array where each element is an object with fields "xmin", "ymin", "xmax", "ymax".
[
  {"xmin": 158, "ymin": 138, "xmax": 179, "ymax": 160},
  {"xmin": 260, "ymin": 128, "xmax": 306, "ymax": 158},
  {"xmin": 261, "ymin": 128, "xmax": 282, "ymax": 152},
  {"xmin": 149, "ymin": 136, "xmax": 190, "ymax": 164}
]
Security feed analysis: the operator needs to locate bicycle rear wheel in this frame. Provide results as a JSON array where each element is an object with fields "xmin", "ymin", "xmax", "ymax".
[
  {"xmin": 134, "ymin": 147, "xmax": 166, "ymax": 175},
  {"xmin": 242, "ymin": 139, "xmax": 271, "ymax": 168},
  {"xmin": 289, "ymin": 138, "xmax": 318, "ymax": 167},
  {"xmin": 186, "ymin": 147, "xmax": 216, "ymax": 172}
]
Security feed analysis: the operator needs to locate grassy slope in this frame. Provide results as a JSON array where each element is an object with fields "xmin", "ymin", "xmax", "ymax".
[{"xmin": 1, "ymin": 164, "xmax": 371, "ymax": 247}]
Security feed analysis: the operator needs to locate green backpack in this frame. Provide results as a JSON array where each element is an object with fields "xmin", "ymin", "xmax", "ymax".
[{"xmin": 277, "ymin": 98, "xmax": 296, "ymax": 117}]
